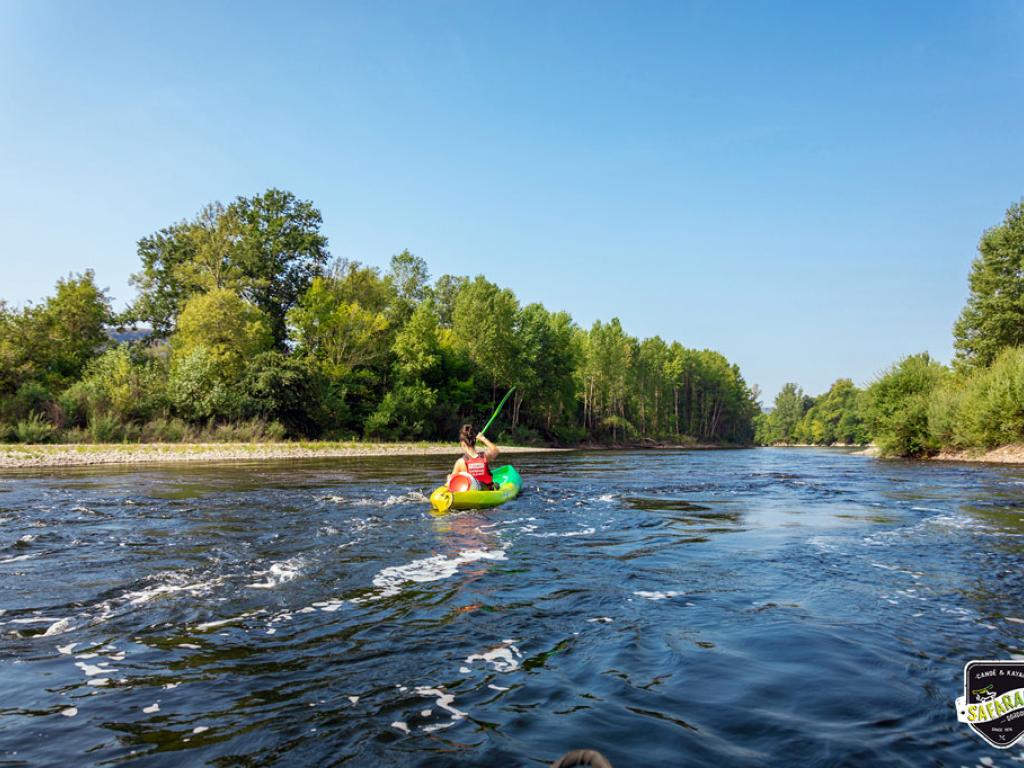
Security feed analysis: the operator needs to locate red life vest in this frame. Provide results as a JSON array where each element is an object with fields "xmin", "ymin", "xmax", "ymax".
[{"xmin": 466, "ymin": 454, "xmax": 493, "ymax": 485}]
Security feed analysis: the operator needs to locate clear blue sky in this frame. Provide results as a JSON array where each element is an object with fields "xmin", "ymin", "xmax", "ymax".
[{"xmin": 2, "ymin": 1, "xmax": 1022, "ymax": 401}]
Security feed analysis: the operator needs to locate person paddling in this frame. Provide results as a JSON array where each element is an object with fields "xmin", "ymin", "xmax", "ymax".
[{"xmin": 448, "ymin": 424, "xmax": 500, "ymax": 491}]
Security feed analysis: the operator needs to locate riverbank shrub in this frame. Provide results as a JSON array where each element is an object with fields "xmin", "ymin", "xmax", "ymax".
[
  {"xmin": 864, "ymin": 353, "xmax": 949, "ymax": 457},
  {"xmin": 140, "ymin": 417, "xmax": 190, "ymax": 443},
  {"xmin": 238, "ymin": 351, "xmax": 323, "ymax": 436},
  {"xmin": 88, "ymin": 413, "xmax": 126, "ymax": 443},
  {"xmin": 61, "ymin": 346, "xmax": 168, "ymax": 427},
  {"xmin": 954, "ymin": 347, "xmax": 1024, "ymax": 448},
  {"xmin": 364, "ymin": 382, "xmax": 437, "ymax": 440},
  {"xmin": 205, "ymin": 419, "xmax": 287, "ymax": 442},
  {"xmin": 16, "ymin": 413, "xmax": 55, "ymax": 444},
  {"xmin": 167, "ymin": 346, "xmax": 243, "ymax": 422}
]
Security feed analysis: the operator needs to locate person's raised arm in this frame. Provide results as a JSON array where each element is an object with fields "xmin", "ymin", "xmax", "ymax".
[{"xmin": 478, "ymin": 433, "xmax": 499, "ymax": 461}]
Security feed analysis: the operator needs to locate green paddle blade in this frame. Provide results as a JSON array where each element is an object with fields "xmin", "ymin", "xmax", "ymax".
[{"xmin": 480, "ymin": 387, "xmax": 515, "ymax": 437}]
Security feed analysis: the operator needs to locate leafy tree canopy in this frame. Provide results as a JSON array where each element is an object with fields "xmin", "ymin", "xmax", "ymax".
[{"xmin": 954, "ymin": 200, "xmax": 1024, "ymax": 370}]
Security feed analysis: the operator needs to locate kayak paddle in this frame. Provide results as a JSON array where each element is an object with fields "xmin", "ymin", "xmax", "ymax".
[{"xmin": 479, "ymin": 387, "xmax": 515, "ymax": 439}]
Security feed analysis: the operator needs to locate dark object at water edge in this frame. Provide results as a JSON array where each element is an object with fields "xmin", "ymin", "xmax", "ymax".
[{"xmin": 550, "ymin": 749, "xmax": 613, "ymax": 768}]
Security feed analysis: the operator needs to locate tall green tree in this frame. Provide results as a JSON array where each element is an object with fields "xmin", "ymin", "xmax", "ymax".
[
  {"xmin": 287, "ymin": 277, "xmax": 391, "ymax": 378},
  {"xmin": 452, "ymin": 276, "xmax": 520, "ymax": 398},
  {"xmin": 228, "ymin": 189, "xmax": 330, "ymax": 344},
  {"xmin": 387, "ymin": 250, "xmax": 430, "ymax": 324},
  {"xmin": 172, "ymin": 289, "xmax": 274, "ymax": 379},
  {"xmin": 514, "ymin": 304, "xmax": 579, "ymax": 434},
  {"xmin": 128, "ymin": 221, "xmax": 199, "ymax": 337},
  {"xmin": 432, "ymin": 274, "xmax": 469, "ymax": 328},
  {"xmin": 0, "ymin": 272, "xmax": 111, "ymax": 397},
  {"xmin": 793, "ymin": 378, "xmax": 867, "ymax": 445},
  {"xmin": 579, "ymin": 319, "xmax": 635, "ymax": 440},
  {"xmin": 766, "ymin": 383, "xmax": 807, "ymax": 444},
  {"xmin": 129, "ymin": 189, "xmax": 329, "ymax": 343},
  {"xmin": 954, "ymin": 200, "xmax": 1024, "ymax": 369}
]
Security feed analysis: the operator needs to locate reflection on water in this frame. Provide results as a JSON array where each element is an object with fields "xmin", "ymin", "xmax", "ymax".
[{"xmin": 2, "ymin": 449, "xmax": 1024, "ymax": 765}]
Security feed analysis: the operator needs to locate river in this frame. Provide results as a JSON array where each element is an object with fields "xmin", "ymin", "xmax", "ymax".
[{"xmin": 1, "ymin": 448, "xmax": 1022, "ymax": 766}]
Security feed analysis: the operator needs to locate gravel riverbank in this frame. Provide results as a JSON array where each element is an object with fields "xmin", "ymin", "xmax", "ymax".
[{"xmin": 0, "ymin": 442, "xmax": 563, "ymax": 470}]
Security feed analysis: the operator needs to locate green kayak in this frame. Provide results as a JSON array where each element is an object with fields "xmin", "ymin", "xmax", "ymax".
[{"xmin": 429, "ymin": 465, "xmax": 522, "ymax": 513}]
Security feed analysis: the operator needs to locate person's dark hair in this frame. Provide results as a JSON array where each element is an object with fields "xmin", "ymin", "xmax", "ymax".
[{"xmin": 459, "ymin": 423, "xmax": 476, "ymax": 445}]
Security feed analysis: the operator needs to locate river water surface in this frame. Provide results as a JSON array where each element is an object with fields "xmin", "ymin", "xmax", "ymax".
[{"xmin": 2, "ymin": 448, "xmax": 1024, "ymax": 766}]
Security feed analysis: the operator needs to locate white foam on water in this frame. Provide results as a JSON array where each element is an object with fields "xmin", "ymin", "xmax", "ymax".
[
  {"xmin": 587, "ymin": 617, "xmax": 613, "ymax": 624},
  {"xmin": 247, "ymin": 558, "xmax": 305, "ymax": 589},
  {"xmin": 192, "ymin": 726, "xmax": 209, "ymax": 734},
  {"xmin": 11, "ymin": 617, "xmax": 62, "ymax": 624},
  {"xmin": 37, "ymin": 617, "xmax": 72, "ymax": 637},
  {"xmin": 361, "ymin": 549, "xmax": 507, "ymax": 600},
  {"xmin": 488, "ymin": 684, "xmax": 510, "ymax": 692},
  {"xmin": 177, "ymin": 643, "xmax": 201, "ymax": 649},
  {"xmin": 807, "ymin": 536, "xmax": 839, "ymax": 553},
  {"xmin": 391, "ymin": 721, "xmax": 410, "ymax": 734},
  {"xmin": 414, "ymin": 686, "xmax": 467, "ymax": 720},
  {"xmin": 0, "ymin": 554, "xmax": 36, "ymax": 564},
  {"xmin": 420, "ymin": 709, "xmax": 432, "ymax": 717},
  {"xmin": 1007, "ymin": 617, "xmax": 1024, "ymax": 624},
  {"xmin": 870, "ymin": 563, "xmax": 923, "ymax": 579},
  {"xmin": 195, "ymin": 611, "xmax": 263, "ymax": 631},
  {"xmin": 464, "ymin": 641, "xmax": 522, "ymax": 673},
  {"xmin": 89, "ymin": 571, "xmax": 226, "ymax": 627},
  {"xmin": 383, "ymin": 491, "xmax": 429, "ymax": 507},
  {"xmin": 87, "ymin": 678, "xmax": 110, "ymax": 687},
  {"xmin": 634, "ymin": 590, "xmax": 682, "ymax": 601},
  {"xmin": 348, "ymin": 696, "xmax": 359, "ymax": 705},
  {"xmin": 142, "ymin": 703, "xmax": 160, "ymax": 714},
  {"xmin": 18, "ymin": 534, "xmax": 36, "ymax": 544},
  {"xmin": 56, "ymin": 643, "xmax": 77, "ymax": 655},
  {"xmin": 60, "ymin": 707, "xmax": 78, "ymax": 717},
  {"xmin": 527, "ymin": 527, "xmax": 595, "ymax": 538},
  {"xmin": 76, "ymin": 661, "xmax": 116, "ymax": 677},
  {"xmin": 422, "ymin": 722, "xmax": 454, "ymax": 733},
  {"xmin": 927, "ymin": 514, "xmax": 987, "ymax": 532},
  {"xmin": 164, "ymin": 682, "xmax": 180, "ymax": 689}
]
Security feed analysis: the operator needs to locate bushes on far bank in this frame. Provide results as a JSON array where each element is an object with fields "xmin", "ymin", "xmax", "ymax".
[
  {"xmin": 756, "ymin": 347, "xmax": 1024, "ymax": 458},
  {"xmin": 8, "ymin": 417, "xmax": 289, "ymax": 445},
  {"xmin": 941, "ymin": 347, "xmax": 1024, "ymax": 450},
  {"xmin": 862, "ymin": 347, "xmax": 1024, "ymax": 458},
  {"xmin": 863, "ymin": 353, "xmax": 948, "ymax": 457},
  {"xmin": 755, "ymin": 378, "xmax": 869, "ymax": 447}
]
